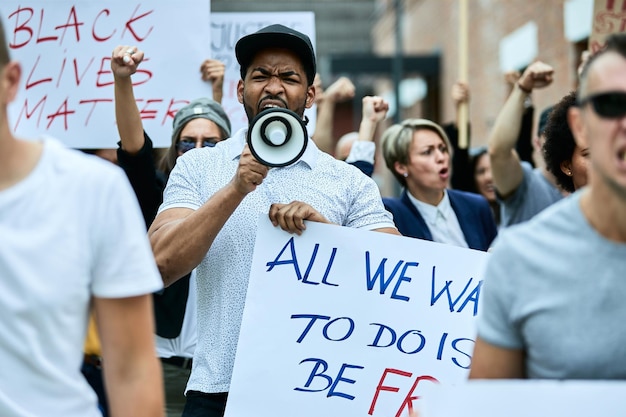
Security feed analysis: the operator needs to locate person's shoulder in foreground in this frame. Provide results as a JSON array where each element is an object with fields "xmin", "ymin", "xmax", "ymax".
[
  {"xmin": 470, "ymin": 33, "xmax": 626, "ymax": 381},
  {"xmin": 0, "ymin": 12, "xmax": 164, "ymax": 411}
]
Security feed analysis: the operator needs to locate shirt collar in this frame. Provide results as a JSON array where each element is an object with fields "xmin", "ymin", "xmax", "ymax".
[
  {"xmin": 227, "ymin": 127, "xmax": 318, "ymax": 169},
  {"xmin": 407, "ymin": 189, "xmax": 452, "ymax": 225}
]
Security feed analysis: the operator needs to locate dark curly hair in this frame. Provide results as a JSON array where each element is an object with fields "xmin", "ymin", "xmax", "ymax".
[{"xmin": 542, "ymin": 90, "xmax": 577, "ymax": 193}]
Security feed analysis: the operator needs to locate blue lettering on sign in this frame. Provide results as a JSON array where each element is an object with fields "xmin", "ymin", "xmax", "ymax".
[
  {"xmin": 266, "ymin": 237, "xmax": 338, "ymax": 286},
  {"xmin": 294, "ymin": 358, "xmax": 364, "ymax": 400},
  {"xmin": 430, "ymin": 266, "xmax": 482, "ymax": 316},
  {"xmin": 436, "ymin": 332, "xmax": 475, "ymax": 369},
  {"xmin": 291, "ymin": 314, "xmax": 355, "ymax": 343},
  {"xmin": 364, "ymin": 252, "xmax": 416, "ymax": 301},
  {"xmin": 368, "ymin": 323, "xmax": 426, "ymax": 354}
]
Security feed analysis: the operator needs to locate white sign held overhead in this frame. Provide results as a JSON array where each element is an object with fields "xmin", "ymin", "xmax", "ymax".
[
  {"xmin": 1, "ymin": 1, "xmax": 211, "ymax": 149},
  {"xmin": 564, "ymin": 0, "xmax": 594, "ymax": 42},
  {"xmin": 589, "ymin": 0, "xmax": 626, "ymax": 52},
  {"xmin": 224, "ymin": 215, "xmax": 490, "ymax": 417},
  {"xmin": 499, "ymin": 21, "xmax": 538, "ymax": 72}
]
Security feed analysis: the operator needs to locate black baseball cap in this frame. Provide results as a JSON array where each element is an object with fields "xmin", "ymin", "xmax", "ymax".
[{"xmin": 235, "ymin": 24, "xmax": 316, "ymax": 86}]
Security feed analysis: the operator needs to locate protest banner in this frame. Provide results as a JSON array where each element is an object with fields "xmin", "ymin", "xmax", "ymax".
[
  {"xmin": 211, "ymin": 12, "xmax": 317, "ymax": 135},
  {"xmin": 589, "ymin": 0, "xmax": 626, "ymax": 52},
  {"xmin": 0, "ymin": 1, "xmax": 211, "ymax": 148},
  {"xmin": 419, "ymin": 380, "xmax": 626, "ymax": 417},
  {"xmin": 224, "ymin": 216, "xmax": 490, "ymax": 417}
]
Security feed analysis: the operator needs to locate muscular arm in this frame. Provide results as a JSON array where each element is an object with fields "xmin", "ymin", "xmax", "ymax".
[
  {"xmin": 149, "ymin": 184, "xmax": 246, "ymax": 286},
  {"xmin": 95, "ymin": 295, "xmax": 164, "ymax": 417},
  {"xmin": 469, "ymin": 336, "xmax": 525, "ymax": 379},
  {"xmin": 149, "ymin": 145, "xmax": 268, "ymax": 286}
]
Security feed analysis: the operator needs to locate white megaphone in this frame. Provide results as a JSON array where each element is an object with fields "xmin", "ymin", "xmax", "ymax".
[{"xmin": 247, "ymin": 108, "xmax": 308, "ymax": 167}]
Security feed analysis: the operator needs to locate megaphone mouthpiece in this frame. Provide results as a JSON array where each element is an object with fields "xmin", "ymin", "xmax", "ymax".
[
  {"xmin": 247, "ymin": 108, "xmax": 308, "ymax": 167},
  {"xmin": 263, "ymin": 119, "xmax": 290, "ymax": 146}
]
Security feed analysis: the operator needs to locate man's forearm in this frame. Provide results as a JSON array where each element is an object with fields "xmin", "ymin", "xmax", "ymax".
[{"xmin": 149, "ymin": 182, "xmax": 246, "ymax": 286}]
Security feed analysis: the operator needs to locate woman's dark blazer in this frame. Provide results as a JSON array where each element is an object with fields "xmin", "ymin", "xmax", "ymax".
[{"xmin": 383, "ymin": 189, "xmax": 497, "ymax": 251}]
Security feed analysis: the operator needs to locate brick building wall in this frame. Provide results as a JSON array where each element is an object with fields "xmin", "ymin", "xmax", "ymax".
[{"xmin": 372, "ymin": 0, "xmax": 582, "ymax": 148}]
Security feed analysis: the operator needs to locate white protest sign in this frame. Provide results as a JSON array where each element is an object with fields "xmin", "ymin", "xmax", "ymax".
[
  {"xmin": 1, "ymin": 1, "xmax": 211, "ymax": 149},
  {"xmin": 589, "ymin": 0, "xmax": 626, "ymax": 52},
  {"xmin": 225, "ymin": 216, "xmax": 490, "ymax": 417},
  {"xmin": 418, "ymin": 380, "xmax": 626, "ymax": 417},
  {"xmin": 211, "ymin": 12, "xmax": 317, "ymax": 136}
]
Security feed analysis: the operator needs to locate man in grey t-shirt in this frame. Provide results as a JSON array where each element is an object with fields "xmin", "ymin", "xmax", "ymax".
[{"xmin": 470, "ymin": 33, "xmax": 626, "ymax": 380}]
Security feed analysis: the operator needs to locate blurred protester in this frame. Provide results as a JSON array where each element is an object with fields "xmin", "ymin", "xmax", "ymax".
[
  {"xmin": 334, "ymin": 95, "xmax": 390, "ymax": 176},
  {"xmin": 200, "ymin": 58, "xmax": 226, "ymax": 103},
  {"xmin": 469, "ymin": 146, "xmax": 500, "ymax": 227},
  {"xmin": 0, "ymin": 15, "xmax": 164, "ymax": 417},
  {"xmin": 543, "ymin": 90, "xmax": 589, "ymax": 193},
  {"xmin": 312, "ymin": 75, "xmax": 355, "ymax": 155},
  {"xmin": 444, "ymin": 81, "xmax": 473, "ymax": 191},
  {"xmin": 381, "ymin": 118, "xmax": 497, "ymax": 251},
  {"xmin": 148, "ymin": 24, "xmax": 398, "ymax": 417},
  {"xmin": 111, "ymin": 45, "xmax": 231, "ymax": 417},
  {"xmin": 447, "ymin": 79, "xmax": 534, "ymax": 200},
  {"xmin": 469, "ymin": 33, "xmax": 626, "ymax": 380},
  {"xmin": 488, "ymin": 61, "xmax": 563, "ymax": 227}
]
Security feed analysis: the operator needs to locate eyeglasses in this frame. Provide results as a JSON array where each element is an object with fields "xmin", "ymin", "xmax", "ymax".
[
  {"xmin": 176, "ymin": 140, "xmax": 218, "ymax": 154},
  {"xmin": 577, "ymin": 91, "xmax": 626, "ymax": 119}
]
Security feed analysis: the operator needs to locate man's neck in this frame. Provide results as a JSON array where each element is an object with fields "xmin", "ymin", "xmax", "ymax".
[
  {"xmin": 0, "ymin": 134, "xmax": 43, "ymax": 191},
  {"xmin": 581, "ymin": 184, "xmax": 626, "ymax": 243}
]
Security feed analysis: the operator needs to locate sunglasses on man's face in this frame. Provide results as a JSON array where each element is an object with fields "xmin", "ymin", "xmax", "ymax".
[
  {"xmin": 176, "ymin": 140, "xmax": 218, "ymax": 154},
  {"xmin": 577, "ymin": 91, "xmax": 626, "ymax": 119}
]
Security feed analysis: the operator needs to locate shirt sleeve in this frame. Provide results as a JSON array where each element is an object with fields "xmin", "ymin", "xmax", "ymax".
[
  {"xmin": 476, "ymin": 232, "xmax": 525, "ymax": 349},
  {"xmin": 90, "ymin": 166, "xmax": 163, "ymax": 298},
  {"xmin": 158, "ymin": 151, "xmax": 204, "ymax": 213},
  {"xmin": 345, "ymin": 141, "xmax": 375, "ymax": 164},
  {"xmin": 344, "ymin": 167, "xmax": 395, "ymax": 231}
]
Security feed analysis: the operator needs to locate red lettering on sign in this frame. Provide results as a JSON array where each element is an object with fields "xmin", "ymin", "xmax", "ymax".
[
  {"xmin": 92, "ymin": 9, "xmax": 116, "ymax": 42},
  {"xmin": 122, "ymin": 5, "xmax": 154, "ymax": 41},
  {"xmin": 46, "ymin": 98, "xmax": 76, "ymax": 130}
]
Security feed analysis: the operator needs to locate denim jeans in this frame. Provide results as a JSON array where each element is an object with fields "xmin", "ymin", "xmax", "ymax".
[{"xmin": 182, "ymin": 391, "xmax": 228, "ymax": 417}]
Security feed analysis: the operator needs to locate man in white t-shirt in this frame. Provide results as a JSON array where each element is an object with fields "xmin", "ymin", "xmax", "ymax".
[{"xmin": 0, "ymin": 15, "xmax": 165, "ymax": 417}]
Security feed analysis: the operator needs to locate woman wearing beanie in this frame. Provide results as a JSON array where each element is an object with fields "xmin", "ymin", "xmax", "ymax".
[{"xmin": 110, "ymin": 44, "xmax": 231, "ymax": 417}]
